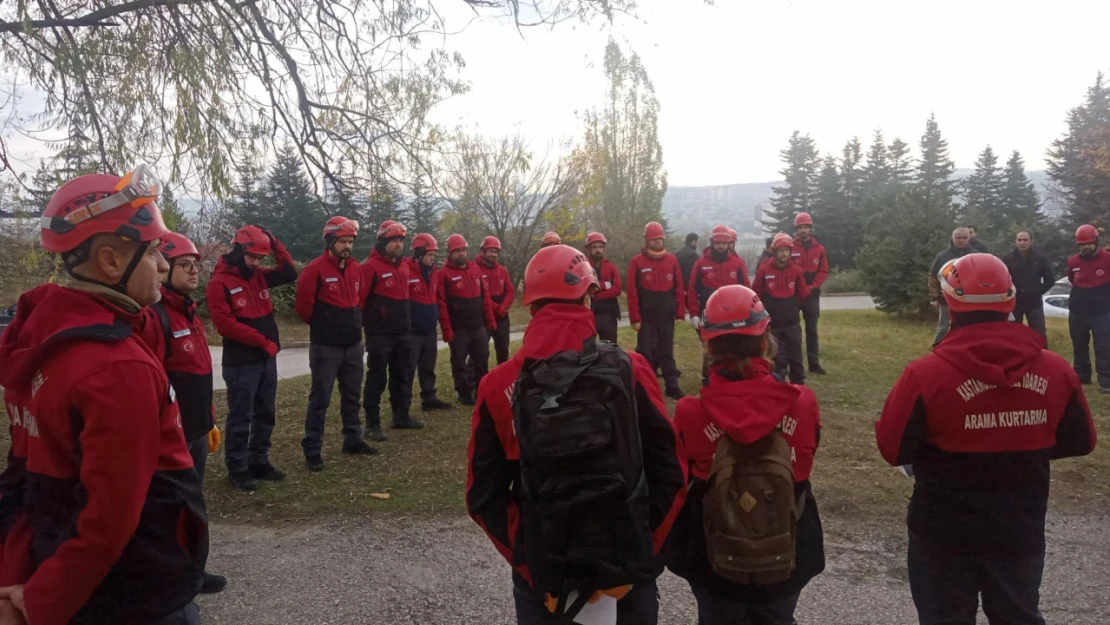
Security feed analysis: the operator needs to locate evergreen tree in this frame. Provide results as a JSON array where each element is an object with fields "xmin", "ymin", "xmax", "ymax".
[
  {"xmin": 1046, "ymin": 72, "xmax": 1110, "ymax": 229},
  {"xmin": 887, "ymin": 137, "xmax": 915, "ymax": 186},
  {"xmin": 160, "ymin": 187, "xmax": 192, "ymax": 235},
  {"xmin": 916, "ymin": 113, "xmax": 958, "ymax": 212},
  {"xmin": 962, "ymin": 145, "xmax": 1006, "ymax": 233},
  {"xmin": 765, "ymin": 131, "xmax": 820, "ymax": 234},
  {"xmin": 809, "ymin": 155, "xmax": 851, "ymax": 268},
  {"xmin": 835, "ymin": 137, "xmax": 864, "ymax": 269},
  {"xmin": 364, "ymin": 170, "xmax": 407, "ymax": 233},
  {"xmin": 861, "ymin": 130, "xmax": 890, "ymax": 191},
  {"xmin": 1002, "ymin": 150, "xmax": 1042, "ymax": 226},
  {"xmin": 22, "ymin": 162, "xmax": 56, "ymax": 215},
  {"xmin": 262, "ymin": 145, "xmax": 326, "ymax": 261},
  {"xmin": 408, "ymin": 174, "xmax": 443, "ymax": 238},
  {"xmin": 229, "ymin": 160, "xmax": 266, "ymax": 227}
]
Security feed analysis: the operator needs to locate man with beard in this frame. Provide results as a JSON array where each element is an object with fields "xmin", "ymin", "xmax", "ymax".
[
  {"xmin": 586, "ymin": 232, "xmax": 623, "ymax": 343},
  {"xmin": 1067, "ymin": 224, "xmax": 1110, "ymax": 393},
  {"xmin": 404, "ymin": 233, "xmax": 452, "ymax": 411},
  {"xmin": 207, "ymin": 224, "xmax": 298, "ymax": 490},
  {"xmin": 627, "ymin": 221, "xmax": 686, "ymax": 399},
  {"xmin": 791, "ymin": 213, "xmax": 829, "ymax": 375},
  {"xmin": 294, "ymin": 217, "xmax": 377, "ymax": 471},
  {"xmin": 361, "ymin": 220, "xmax": 422, "ymax": 442},
  {"xmin": 477, "ymin": 236, "xmax": 514, "ymax": 364},
  {"xmin": 687, "ymin": 225, "xmax": 749, "ymax": 386},
  {"xmin": 754, "ymin": 233, "xmax": 811, "ymax": 385},
  {"xmin": 435, "ymin": 234, "xmax": 496, "ymax": 406}
]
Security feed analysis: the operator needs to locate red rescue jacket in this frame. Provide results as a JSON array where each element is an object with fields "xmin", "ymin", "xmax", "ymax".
[
  {"xmin": 876, "ymin": 321, "xmax": 1096, "ymax": 553},
  {"xmin": 667, "ymin": 358, "xmax": 824, "ymax": 601},
  {"xmin": 205, "ymin": 240, "xmax": 298, "ymax": 366},
  {"xmin": 753, "ymin": 261, "xmax": 811, "ymax": 329},
  {"xmin": 478, "ymin": 260, "xmax": 514, "ymax": 320},
  {"xmin": 687, "ymin": 248, "xmax": 750, "ymax": 318},
  {"xmin": 361, "ymin": 248, "xmax": 411, "ymax": 336},
  {"xmin": 465, "ymin": 304, "xmax": 688, "ymax": 589},
  {"xmin": 0, "ymin": 284, "xmax": 207, "ymax": 625},
  {"xmin": 591, "ymin": 258, "xmax": 623, "ymax": 318},
  {"xmin": 295, "ymin": 251, "xmax": 364, "ymax": 347},
  {"xmin": 1066, "ymin": 249, "xmax": 1110, "ymax": 316},
  {"xmin": 627, "ymin": 250, "xmax": 685, "ymax": 324},
  {"xmin": 405, "ymin": 257, "xmax": 439, "ymax": 335},
  {"xmin": 140, "ymin": 286, "xmax": 215, "ymax": 442},
  {"xmin": 434, "ymin": 260, "xmax": 496, "ymax": 335},
  {"xmin": 791, "ymin": 235, "xmax": 828, "ymax": 293}
]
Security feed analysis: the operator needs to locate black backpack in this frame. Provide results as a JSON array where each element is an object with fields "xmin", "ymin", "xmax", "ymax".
[{"xmin": 512, "ymin": 337, "xmax": 655, "ymax": 622}]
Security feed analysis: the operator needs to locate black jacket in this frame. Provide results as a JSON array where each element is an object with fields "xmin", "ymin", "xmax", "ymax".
[
  {"xmin": 675, "ymin": 244, "xmax": 700, "ymax": 291},
  {"xmin": 1003, "ymin": 248, "xmax": 1055, "ymax": 311}
]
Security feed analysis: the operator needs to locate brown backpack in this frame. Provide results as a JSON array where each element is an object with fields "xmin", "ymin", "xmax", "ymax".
[{"xmin": 703, "ymin": 429, "xmax": 803, "ymax": 585}]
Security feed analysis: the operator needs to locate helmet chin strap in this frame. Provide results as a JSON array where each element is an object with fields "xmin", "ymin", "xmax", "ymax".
[{"xmin": 65, "ymin": 240, "xmax": 150, "ymax": 296}]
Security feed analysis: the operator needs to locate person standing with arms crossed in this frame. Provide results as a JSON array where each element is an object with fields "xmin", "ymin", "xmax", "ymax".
[
  {"xmin": 587, "ymin": 231, "xmax": 623, "ymax": 343},
  {"xmin": 295, "ymin": 217, "xmax": 378, "ymax": 470},
  {"xmin": 627, "ymin": 221, "xmax": 687, "ymax": 400},
  {"xmin": 207, "ymin": 224, "xmax": 298, "ymax": 491}
]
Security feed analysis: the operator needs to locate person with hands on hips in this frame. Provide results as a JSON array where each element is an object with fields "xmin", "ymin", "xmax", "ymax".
[{"xmin": 205, "ymin": 223, "xmax": 298, "ymax": 491}]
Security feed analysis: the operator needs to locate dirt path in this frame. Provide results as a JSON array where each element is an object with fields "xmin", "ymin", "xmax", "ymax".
[{"xmin": 198, "ymin": 508, "xmax": 1109, "ymax": 624}]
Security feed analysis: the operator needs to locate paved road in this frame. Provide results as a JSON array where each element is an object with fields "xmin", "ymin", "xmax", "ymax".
[
  {"xmin": 198, "ymin": 508, "xmax": 1108, "ymax": 624},
  {"xmin": 211, "ymin": 294, "xmax": 877, "ymax": 390}
]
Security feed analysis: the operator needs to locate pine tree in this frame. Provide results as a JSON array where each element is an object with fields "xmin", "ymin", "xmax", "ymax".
[
  {"xmin": 765, "ymin": 131, "xmax": 820, "ymax": 234},
  {"xmin": 916, "ymin": 113, "xmax": 957, "ymax": 212},
  {"xmin": 160, "ymin": 187, "xmax": 192, "ymax": 235},
  {"xmin": 835, "ymin": 137, "xmax": 864, "ymax": 269},
  {"xmin": 229, "ymin": 161, "xmax": 266, "ymax": 227},
  {"xmin": 22, "ymin": 162, "xmax": 56, "ymax": 215},
  {"xmin": 1002, "ymin": 150, "xmax": 1042, "ymax": 226},
  {"xmin": 887, "ymin": 138, "xmax": 915, "ymax": 186},
  {"xmin": 809, "ymin": 156, "xmax": 851, "ymax": 268},
  {"xmin": 861, "ymin": 130, "xmax": 890, "ymax": 191},
  {"xmin": 364, "ymin": 170, "xmax": 407, "ymax": 232},
  {"xmin": 1046, "ymin": 72, "xmax": 1110, "ymax": 229},
  {"xmin": 262, "ymin": 145, "xmax": 326, "ymax": 261},
  {"xmin": 408, "ymin": 174, "xmax": 443, "ymax": 238},
  {"xmin": 962, "ymin": 145, "xmax": 1006, "ymax": 234}
]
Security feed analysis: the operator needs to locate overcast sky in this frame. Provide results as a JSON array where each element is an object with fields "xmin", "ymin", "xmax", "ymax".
[
  {"xmin": 4, "ymin": 0, "xmax": 1109, "ymax": 187},
  {"xmin": 431, "ymin": 0, "xmax": 1110, "ymax": 185}
]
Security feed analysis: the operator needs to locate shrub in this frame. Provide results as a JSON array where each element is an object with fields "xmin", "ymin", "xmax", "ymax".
[{"xmin": 821, "ymin": 269, "xmax": 864, "ymax": 294}]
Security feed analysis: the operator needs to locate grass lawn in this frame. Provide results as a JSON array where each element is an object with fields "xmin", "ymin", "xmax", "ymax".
[{"xmin": 191, "ymin": 310, "xmax": 1110, "ymax": 526}]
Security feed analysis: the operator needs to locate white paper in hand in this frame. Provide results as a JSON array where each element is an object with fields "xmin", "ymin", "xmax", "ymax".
[
  {"xmin": 605, "ymin": 281, "xmax": 612, "ymax": 290},
  {"xmin": 564, "ymin": 592, "xmax": 617, "ymax": 625}
]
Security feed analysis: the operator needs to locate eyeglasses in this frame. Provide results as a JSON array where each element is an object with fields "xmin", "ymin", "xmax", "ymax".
[{"xmin": 174, "ymin": 260, "xmax": 200, "ymax": 272}]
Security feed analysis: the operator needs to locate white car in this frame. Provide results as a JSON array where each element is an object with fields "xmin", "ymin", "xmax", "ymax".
[{"xmin": 1043, "ymin": 294, "xmax": 1069, "ymax": 319}]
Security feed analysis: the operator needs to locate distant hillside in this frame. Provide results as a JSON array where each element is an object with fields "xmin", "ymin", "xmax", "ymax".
[{"xmin": 662, "ymin": 170, "xmax": 1061, "ymax": 235}]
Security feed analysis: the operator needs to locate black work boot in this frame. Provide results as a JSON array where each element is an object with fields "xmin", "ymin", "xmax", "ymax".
[
  {"xmin": 392, "ymin": 417, "xmax": 425, "ymax": 430},
  {"xmin": 665, "ymin": 387, "xmax": 685, "ymax": 400},
  {"xmin": 458, "ymin": 392, "xmax": 476, "ymax": 406},
  {"xmin": 200, "ymin": 572, "xmax": 227, "ymax": 594},
  {"xmin": 809, "ymin": 365, "xmax": 827, "ymax": 375},
  {"xmin": 365, "ymin": 426, "xmax": 389, "ymax": 442},
  {"xmin": 227, "ymin": 471, "xmax": 258, "ymax": 492},
  {"xmin": 343, "ymin": 440, "xmax": 378, "ymax": 455},
  {"xmin": 249, "ymin": 462, "xmax": 286, "ymax": 482},
  {"xmin": 422, "ymin": 398, "xmax": 452, "ymax": 411},
  {"xmin": 305, "ymin": 455, "xmax": 325, "ymax": 472},
  {"xmin": 1080, "ymin": 376, "xmax": 1093, "ymax": 385}
]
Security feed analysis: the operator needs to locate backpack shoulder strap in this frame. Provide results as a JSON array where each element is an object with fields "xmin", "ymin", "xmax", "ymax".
[{"xmin": 152, "ymin": 301, "xmax": 173, "ymax": 360}]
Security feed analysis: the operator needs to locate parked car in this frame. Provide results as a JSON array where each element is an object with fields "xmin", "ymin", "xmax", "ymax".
[
  {"xmin": 0, "ymin": 303, "xmax": 14, "ymax": 334},
  {"xmin": 1047, "ymin": 278, "xmax": 1071, "ymax": 296},
  {"xmin": 1043, "ymin": 294, "xmax": 1069, "ymax": 319}
]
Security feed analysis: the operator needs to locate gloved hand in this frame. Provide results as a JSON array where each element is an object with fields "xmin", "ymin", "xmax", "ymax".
[
  {"xmin": 690, "ymin": 316, "xmax": 701, "ymax": 330},
  {"xmin": 257, "ymin": 225, "xmax": 276, "ymax": 246},
  {"xmin": 443, "ymin": 329, "xmax": 454, "ymax": 343},
  {"xmin": 263, "ymin": 341, "xmax": 280, "ymax": 357},
  {"xmin": 632, "ymin": 322, "xmax": 641, "ymax": 332},
  {"xmin": 208, "ymin": 426, "xmax": 222, "ymax": 453}
]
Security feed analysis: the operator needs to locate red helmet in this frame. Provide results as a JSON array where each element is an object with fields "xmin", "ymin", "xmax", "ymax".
[
  {"xmin": 1076, "ymin": 224, "xmax": 1099, "ymax": 244},
  {"xmin": 771, "ymin": 233, "xmax": 794, "ymax": 249},
  {"xmin": 586, "ymin": 232, "xmax": 607, "ymax": 246},
  {"xmin": 411, "ymin": 233, "xmax": 438, "ymax": 251},
  {"xmin": 522, "ymin": 245, "xmax": 599, "ymax": 306},
  {"xmin": 701, "ymin": 285, "xmax": 771, "ymax": 340},
  {"xmin": 541, "ymin": 231, "xmax": 562, "ymax": 246},
  {"xmin": 643, "ymin": 222, "xmax": 665, "ymax": 241},
  {"xmin": 377, "ymin": 220, "xmax": 407, "ymax": 240},
  {"xmin": 159, "ymin": 233, "xmax": 200, "ymax": 260},
  {"xmin": 939, "ymin": 253, "xmax": 1015, "ymax": 314},
  {"xmin": 728, "ymin": 228, "xmax": 737, "ymax": 243},
  {"xmin": 794, "ymin": 212, "xmax": 813, "ymax": 227},
  {"xmin": 710, "ymin": 225, "xmax": 731, "ymax": 244},
  {"xmin": 40, "ymin": 165, "xmax": 170, "ymax": 254},
  {"xmin": 233, "ymin": 225, "xmax": 272, "ymax": 256},
  {"xmin": 480, "ymin": 235, "xmax": 502, "ymax": 251},
  {"xmin": 447, "ymin": 234, "xmax": 468, "ymax": 253},
  {"xmin": 323, "ymin": 216, "xmax": 359, "ymax": 241}
]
